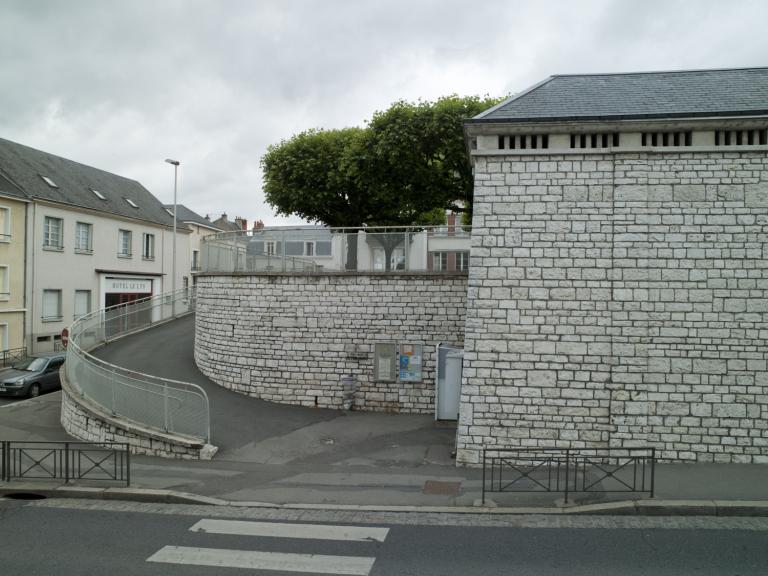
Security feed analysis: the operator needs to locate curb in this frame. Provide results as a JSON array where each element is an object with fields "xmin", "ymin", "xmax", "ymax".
[{"xmin": 3, "ymin": 484, "xmax": 768, "ymax": 517}]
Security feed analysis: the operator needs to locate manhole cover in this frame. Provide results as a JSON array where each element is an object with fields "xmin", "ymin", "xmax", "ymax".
[{"xmin": 422, "ymin": 481, "xmax": 461, "ymax": 496}]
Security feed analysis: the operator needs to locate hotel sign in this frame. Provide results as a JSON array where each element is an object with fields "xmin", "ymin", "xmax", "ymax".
[{"xmin": 105, "ymin": 278, "xmax": 152, "ymax": 294}]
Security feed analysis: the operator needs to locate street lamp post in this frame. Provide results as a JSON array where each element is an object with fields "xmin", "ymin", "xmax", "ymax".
[{"xmin": 165, "ymin": 159, "xmax": 180, "ymax": 316}]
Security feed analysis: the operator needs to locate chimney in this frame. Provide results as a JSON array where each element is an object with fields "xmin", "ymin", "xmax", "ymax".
[
  {"xmin": 447, "ymin": 212, "xmax": 457, "ymax": 235},
  {"xmin": 220, "ymin": 213, "xmax": 228, "ymax": 221},
  {"xmin": 252, "ymin": 219, "xmax": 265, "ymax": 231},
  {"xmin": 235, "ymin": 216, "xmax": 248, "ymax": 231}
]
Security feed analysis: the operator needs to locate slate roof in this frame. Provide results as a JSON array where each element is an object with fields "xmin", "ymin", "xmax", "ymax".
[
  {"xmin": 0, "ymin": 137, "xmax": 182, "ymax": 228},
  {"xmin": 163, "ymin": 204, "xmax": 221, "ymax": 230},
  {"xmin": 471, "ymin": 67, "xmax": 768, "ymax": 123}
]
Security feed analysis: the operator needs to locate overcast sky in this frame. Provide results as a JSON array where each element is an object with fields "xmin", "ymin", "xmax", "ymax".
[{"xmin": 1, "ymin": 0, "xmax": 767, "ymax": 226}]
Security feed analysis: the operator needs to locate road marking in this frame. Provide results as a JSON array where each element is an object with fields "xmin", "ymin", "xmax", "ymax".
[
  {"xmin": 190, "ymin": 519, "xmax": 389, "ymax": 542},
  {"xmin": 147, "ymin": 545, "xmax": 376, "ymax": 575}
]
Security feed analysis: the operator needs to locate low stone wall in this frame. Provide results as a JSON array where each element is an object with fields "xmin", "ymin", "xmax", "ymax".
[
  {"xmin": 194, "ymin": 272, "xmax": 467, "ymax": 413},
  {"xmin": 60, "ymin": 368, "xmax": 215, "ymax": 459}
]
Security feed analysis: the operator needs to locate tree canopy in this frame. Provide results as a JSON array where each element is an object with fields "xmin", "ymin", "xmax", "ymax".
[{"xmin": 261, "ymin": 94, "xmax": 502, "ymax": 228}]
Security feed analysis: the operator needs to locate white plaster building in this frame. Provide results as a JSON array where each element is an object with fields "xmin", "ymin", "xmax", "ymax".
[{"xmin": 0, "ymin": 137, "xmax": 191, "ymax": 352}]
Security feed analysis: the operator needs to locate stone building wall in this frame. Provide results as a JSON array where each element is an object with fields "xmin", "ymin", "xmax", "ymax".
[
  {"xmin": 458, "ymin": 151, "xmax": 768, "ymax": 464},
  {"xmin": 194, "ymin": 273, "xmax": 467, "ymax": 413}
]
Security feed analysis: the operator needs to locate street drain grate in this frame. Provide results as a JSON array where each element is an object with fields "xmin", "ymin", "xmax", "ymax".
[
  {"xmin": 3, "ymin": 493, "xmax": 47, "ymax": 500},
  {"xmin": 422, "ymin": 481, "xmax": 461, "ymax": 496}
]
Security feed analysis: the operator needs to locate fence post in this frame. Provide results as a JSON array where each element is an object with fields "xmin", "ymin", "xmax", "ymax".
[
  {"xmin": 163, "ymin": 384, "xmax": 170, "ymax": 432},
  {"xmin": 481, "ymin": 449, "xmax": 486, "ymax": 505},
  {"xmin": 650, "ymin": 448, "xmax": 656, "ymax": 498},
  {"xmin": 125, "ymin": 444, "xmax": 131, "ymax": 487},
  {"xmin": 564, "ymin": 449, "xmax": 570, "ymax": 505},
  {"xmin": 64, "ymin": 442, "xmax": 70, "ymax": 484}
]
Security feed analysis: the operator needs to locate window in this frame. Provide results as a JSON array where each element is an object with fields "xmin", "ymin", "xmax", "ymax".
[
  {"xmin": 457, "ymin": 251, "xmax": 470, "ymax": 271},
  {"xmin": 142, "ymin": 233, "xmax": 155, "ymax": 260},
  {"xmin": 40, "ymin": 175, "xmax": 58, "ymax": 188},
  {"xmin": 432, "ymin": 252, "xmax": 448, "ymax": 271},
  {"xmin": 304, "ymin": 241, "xmax": 315, "ymax": 256},
  {"xmin": 118, "ymin": 229, "xmax": 132, "ymax": 257},
  {"xmin": 75, "ymin": 222, "xmax": 93, "ymax": 253},
  {"xmin": 0, "ymin": 206, "xmax": 10, "ymax": 241},
  {"xmin": 124, "ymin": 198, "xmax": 139, "ymax": 209},
  {"xmin": 42, "ymin": 289, "xmax": 62, "ymax": 321},
  {"xmin": 192, "ymin": 250, "xmax": 200, "ymax": 270},
  {"xmin": 43, "ymin": 216, "xmax": 63, "ymax": 249},
  {"xmin": 374, "ymin": 343, "xmax": 397, "ymax": 382},
  {"xmin": 265, "ymin": 242, "xmax": 275, "ymax": 256},
  {"xmin": 0, "ymin": 265, "xmax": 8, "ymax": 299},
  {"xmin": 74, "ymin": 290, "xmax": 91, "ymax": 319},
  {"xmin": 90, "ymin": 188, "xmax": 107, "ymax": 200}
]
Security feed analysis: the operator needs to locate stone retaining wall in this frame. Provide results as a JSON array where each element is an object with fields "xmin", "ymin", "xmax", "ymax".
[
  {"xmin": 458, "ymin": 151, "xmax": 768, "ymax": 464},
  {"xmin": 194, "ymin": 273, "xmax": 467, "ymax": 413}
]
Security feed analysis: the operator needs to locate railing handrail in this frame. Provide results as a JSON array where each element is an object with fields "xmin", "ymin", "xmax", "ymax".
[
  {"xmin": 66, "ymin": 287, "xmax": 210, "ymax": 442},
  {"xmin": 202, "ymin": 224, "xmax": 472, "ymax": 244}
]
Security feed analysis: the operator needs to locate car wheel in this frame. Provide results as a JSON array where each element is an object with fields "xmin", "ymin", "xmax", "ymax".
[{"xmin": 28, "ymin": 383, "xmax": 41, "ymax": 398}]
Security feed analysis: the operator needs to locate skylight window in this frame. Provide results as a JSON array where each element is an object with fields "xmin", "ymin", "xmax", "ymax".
[
  {"xmin": 165, "ymin": 208, "xmax": 174, "ymax": 216},
  {"xmin": 124, "ymin": 198, "xmax": 139, "ymax": 209},
  {"xmin": 40, "ymin": 175, "xmax": 59, "ymax": 188},
  {"xmin": 90, "ymin": 188, "xmax": 107, "ymax": 200}
]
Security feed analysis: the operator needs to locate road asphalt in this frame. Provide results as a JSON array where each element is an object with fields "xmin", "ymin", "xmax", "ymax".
[
  {"xmin": 3, "ymin": 499, "xmax": 768, "ymax": 575},
  {"xmin": 2, "ymin": 314, "xmax": 768, "ymax": 513}
]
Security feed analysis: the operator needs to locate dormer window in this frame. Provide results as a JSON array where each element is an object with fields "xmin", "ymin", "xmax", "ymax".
[
  {"xmin": 40, "ymin": 175, "xmax": 58, "ymax": 188},
  {"xmin": 124, "ymin": 198, "xmax": 139, "ymax": 209},
  {"xmin": 90, "ymin": 188, "xmax": 107, "ymax": 200}
]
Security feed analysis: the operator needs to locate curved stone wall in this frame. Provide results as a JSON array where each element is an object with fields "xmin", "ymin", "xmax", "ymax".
[{"xmin": 194, "ymin": 273, "xmax": 467, "ymax": 413}]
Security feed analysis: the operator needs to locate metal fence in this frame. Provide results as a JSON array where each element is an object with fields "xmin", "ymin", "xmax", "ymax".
[
  {"xmin": 200, "ymin": 225, "xmax": 472, "ymax": 274},
  {"xmin": 66, "ymin": 288, "xmax": 210, "ymax": 443},
  {"xmin": 1, "ymin": 441, "xmax": 130, "ymax": 486},
  {"xmin": 0, "ymin": 347, "xmax": 27, "ymax": 367},
  {"xmin": 481, "ymin": 447, "xmax": 656, "ymax": 504}
]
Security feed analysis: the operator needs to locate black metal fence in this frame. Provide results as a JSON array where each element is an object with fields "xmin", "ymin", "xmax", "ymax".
[
  {"xmin": 482, "ymin": 447, "xmax": 655, "ymax": 504},
  {"xmin": 1, "ymin": 441, "xmax": 130, "ymax": 486},
  {"xmin": 0, "ymin": 347, "xmax": 27, "ymax": 367}
]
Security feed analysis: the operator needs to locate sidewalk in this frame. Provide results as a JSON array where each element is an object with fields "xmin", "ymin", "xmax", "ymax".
[
  {"xmin": 4, "ymin": 391, "xmax": 768, "ymax": 512},
  {"xmin": 2, "ymin": 315, "xmax": 768, "ymax": 512}
]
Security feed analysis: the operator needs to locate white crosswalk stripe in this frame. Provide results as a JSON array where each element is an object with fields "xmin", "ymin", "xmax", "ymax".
[
  {"xmin": 146, "ymin": 518, "xmax": 387, "ymax": 575},
  {"xmin": 190, "ymin": 519, "xmax": 389, "ymax": 542},
  {"xmin": 147, "ymin": 546, "xmax": 376, "ymax": 575}
]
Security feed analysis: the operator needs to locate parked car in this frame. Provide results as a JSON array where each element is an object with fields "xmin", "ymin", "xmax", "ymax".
[{"xmin": 0, "ymin": 352, "xmax": 67, "ymax": 398}]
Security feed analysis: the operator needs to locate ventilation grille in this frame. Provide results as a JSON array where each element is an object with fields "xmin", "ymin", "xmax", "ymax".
[
  {"xmin": 569, "ymin": 133, "xmax": 619, "ymax": 149},
  {"xmin": 641, "ymin": 131, "xmax": 692, "ymax": 147},
  {"xmin": 498, "ymin": 134, "xmax": 549, "ymax": 150},
  {"xmin": 715, "ymin": 129, "xmax": 767, "ymax": 146}
]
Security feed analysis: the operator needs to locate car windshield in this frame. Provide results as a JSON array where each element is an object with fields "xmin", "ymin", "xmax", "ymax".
[{"xmin": 11, "ymin": 357, "xmax": 49, "ymax": 372}]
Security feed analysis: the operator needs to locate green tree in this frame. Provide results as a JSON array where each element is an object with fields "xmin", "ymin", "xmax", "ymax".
[{"xmin": 261, "ymin": 95, "xmax": 502, "ymax": 268}]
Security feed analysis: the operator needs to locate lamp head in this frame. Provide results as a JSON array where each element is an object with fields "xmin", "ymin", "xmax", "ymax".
[{"xmin": 165, "ymin": 158, "xmax": 180, "ymax": 166}]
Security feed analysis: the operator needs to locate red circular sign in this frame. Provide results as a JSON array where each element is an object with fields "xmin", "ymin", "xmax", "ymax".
[{"xmin": 61, "ymin": 328, "xmax": 69, "ymax": 349}]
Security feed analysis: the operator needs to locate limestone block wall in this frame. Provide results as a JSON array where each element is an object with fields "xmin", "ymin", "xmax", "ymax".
[
  {"xmin": 458, "ymin": 151, "xmax": 768, "ymax": 464},
  {"xmin": 194, "ymin": 273, "xmax": 467, "ymax": 413}
]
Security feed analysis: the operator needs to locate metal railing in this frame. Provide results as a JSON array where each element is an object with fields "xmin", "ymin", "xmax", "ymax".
[
  {"xmin": 200, "ymin": 225, "xmax": 472, "ymax": 274},
  {"xmin": 1, "ymin": 441, "xmax": 130, "ymax": 486},
  {"xmin": 0, "ymin": 347, "xmax": 27, "ymax": 367},
  {"xmin": 66, "ymin": 287, "xmax": 210, "ymax": 443},
  {"xmin": 481, "ymin": 447, "xmax": 656, "ymax": 504}
]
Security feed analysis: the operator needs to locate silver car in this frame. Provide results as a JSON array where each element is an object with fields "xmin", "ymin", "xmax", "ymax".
[{"xmin": 0, "ymin": 352, "xmax": 66, "ymax": 398}]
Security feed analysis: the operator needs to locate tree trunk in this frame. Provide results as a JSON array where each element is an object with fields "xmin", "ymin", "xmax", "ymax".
[{"xmin": 345, "ymin": 233, "xmax": 358, "ymax": 270}]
